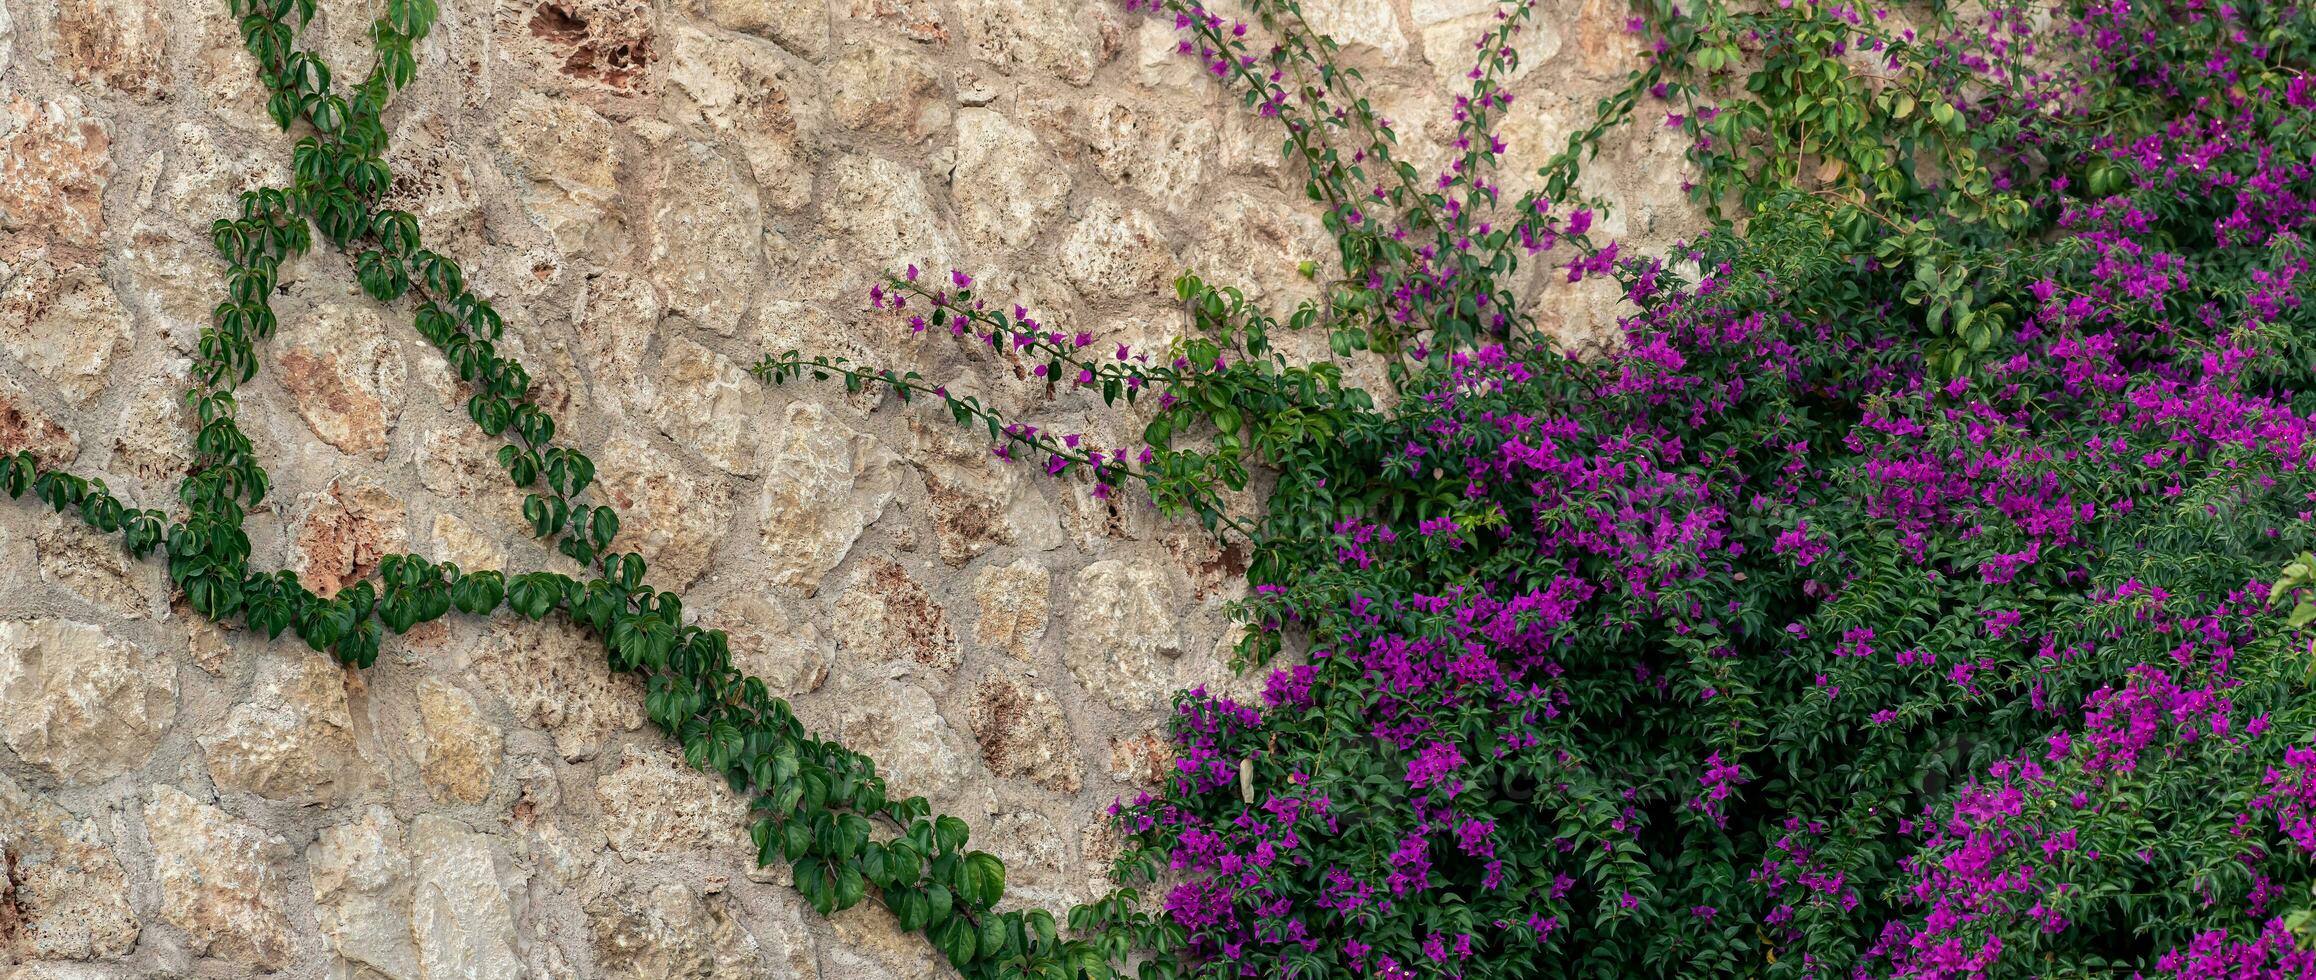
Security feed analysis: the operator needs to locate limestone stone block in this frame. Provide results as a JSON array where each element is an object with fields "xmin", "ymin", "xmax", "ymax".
[
  {"xmin": 0, "ymin": 772, "xmax": 137, "ymax": 962},
  {"xmin": 0, "ymin": 619, "xmax": 174, "ymax": 783},
  {"xmin": 967, "ymin": 676, "xmax": 1081, "ymax": 792},
  {"xmin": 199, "ymin": 647, "xmax": 368, "ymax": 805},
  {"xmin": 144, "ymin": 785, "xmax": 297, "ymax": 970}
]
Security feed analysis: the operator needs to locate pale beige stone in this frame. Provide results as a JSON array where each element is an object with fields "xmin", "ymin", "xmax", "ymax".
[
  {"xmin": 696, "ymin": 0, "xmax": 829, "ymax": 60},
  {"xmin": 647, "ymin": 140, "xmax": 764, "ymax": 337},
  {"xmin": 430, "ymin": 513, "xmax": 507, "ymax": 574},
  {"xmin": 576, "ymin": 271, "xmax": 664, "ymax": 417},
  {"xmin": 0, "ymin": 97, "xmax": 110, "ymax": 249},
  {"xmin": 0, "ymin": 373, "xmax": 78, "ymax": 468},
  {"xmin": 1188, "ymin": 189, "xmax": 1331, "ymax": 305},
  {"xmin": 307, "ymin": 806, "xmax": 419, "ymax": 980},
  {"xmin": 1305, "ymin": 0, "xmax": 1408, "ymax": 59},
  {"xmin": 829, "ymin": 41, "xmax": 950, "ymax": 143},
  {"xmin": 953, "ymin": 110, "xmax": 1069, "ymax": 252},
  {"xmin": 756, "ymin": 401, "xmax": 901, "ymax": 595},
  {"xmin": 272, "ymin": 293, "xmax": 407, "ymax": 461},
  {"xmin": 107, "ymin": 378, "xmax": 192, "ymax": 487},
  {"xmin": 596, "ymin": 431, "xmax": 735, "ymax": 590},
  {"xmin": 0, "ymin": 772, "xmax": 138, "ymax": 962},
  {"xmin": 0, "ymin": 619, "xmax": 174, "ymax": 783},
  {"xmin": 464, "ymin": 616, "xmax": 644, "ymax": 762},
  {"xmin": 588, "ymin": 882, "xmax": 768, "ymax": 979},
  {"xmin": 144, "ymin": 785, "xmax": 296, "ymax": 970},
  {"xmin": 822, "ymin": 154, "xmax": 954, "ymax": 274},
  {"xmin": 1413, "ymin": 0, "xmax": 1561, "ymax": 91},
  {"xmin": 648, "ymin": 337, "xmax": 766, "ymax": 477},
  {"xmin": 707, "ymin": 593, "xmax": 831, "ymax": 696},
  {"xmin": 498, "ymin": 93, "xmax": 625, "ymax": 260},
  {"xmin": 832, "ymin": 558, "xmax": 959, "ymax": 679},
  {"xmin": 1065, "ymin": 560, "xmax": 1188, "ymax": 710},
  {"xmin": 409, "ymin": 815, "xmax": 523, "ymax": 980},
  {"xmin": 956, "ymin": 0, "xmax": 1113, "ymax": 85},
  {"xmin": 419, "ymin": 678, "xmax": 503, "ymax": 805},
  {"xmin": 596, "ymin": 747, "xmax": 749, "ymax": 855},
  {"xmin": 33, "ymin": 515, "xmax": 158, "ymax": 618},
  {"xmin": 968, "ymin": 676, "xmax": 1081, "ymax": 792},
  {"xmin": 1058, "ymin": 198, "xmax": 1176, "ymax": 305},
  {"xmin": 972, "ymin": 560, "xmax": 1049, "ymax": 659},
  {"xmin": 0, "ymin": 253, "xmax": 129, "ymax": 406},
  {"xmin": 662, "ymin": 25, "xmax": 818, "ymax": 214},
  {"xmin": 1077, "ymin": 92, "xmax": 1214, "ymax": 213},
  {"xmin": 199, "ymin": 647, "xmax": 367, "ymax": 805},
  {"xmin": 845, "ymin": 0, "xmax": 945, "ymax": 45},
  {"xmin": 820, "ymin": 673, "xmax": 973, "ymax": 801}
]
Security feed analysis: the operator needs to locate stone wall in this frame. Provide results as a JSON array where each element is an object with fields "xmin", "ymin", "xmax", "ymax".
[{"xmin": 0, "ymin": 0, "xmax": 1690, "ymax": 975}]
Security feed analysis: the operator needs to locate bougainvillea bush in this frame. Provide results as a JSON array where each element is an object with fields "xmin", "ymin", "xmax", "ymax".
[
  {"xmin": 828, "ymin": 0, "xmax": 2316, "ymax": 975},
  {"xmin": 20, "ymin": 0, "xmax": 2316, "ymax": 976}
]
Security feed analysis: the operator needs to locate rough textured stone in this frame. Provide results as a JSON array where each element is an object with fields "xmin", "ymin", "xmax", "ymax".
[
  {"xmin": 273, "ymin": 294, "xmax": 406, "ymax": 460},
  {"xmin": 0, "ymin": 374, "xmax": 77, "ymax": 467},
  {"xmin": 199, "ymin": 647, "xmax": 367, "ymax": 805},
  {"xmin": 968, "ymin": 676, "xmax": 1081, "ymax": 792},
  {"xmin": 498, "ymin": 93, "xmax": 625, "ymax": 260},
  {"xmin": 647, "ymin": 139, "xmax": 764, "ymax": 337},
  {"xmin": 952, "ymin": 110, "xmax": 1069, "ymax": 252},
  {"xmin": 464, "ymin": 616, "xmax": 644, "ymax": 762},
  {"xmin": 429, "ymin": 513, "xmax": 507, "ymax": 573},
  {"xmin": 822, "ymin": 154, "xmax": 954, "ymax": 273},
  {"xmin": 0, "ymin": 619, "xmax": 174, "ymax": 783},
  {"xmin": 1058, "ymin": 199, "xmax": 1175, "ymax": 305},
  {"xmin": 409, "ymin": 815, "xmax": 523, "ymax": 979},
  {"xmin": 144, "ymin": 785, "xmax": 296, "ymax": 970},
  {"xmin": 1304, "ymin": 0, "xmax": 1407, "ymax": 59},
  {"xmin": 576, "ymin": 271, "xmax": 665, "ymax": 418},
  {"xmin": 0, "ymin": 252, "xmax": 129, "ymax": 406},
  {"xmin": 33, "ymin": 515, "xmax": 158, "ymax": 617},
  {"xmin": 756, "ymin": 402, "xmax": 901, "ymax": 595},
  {"xmin": 597, "ymin": 747, "xmax": 750, "ymax": 855},
  {"xmin": 648, "ymin": 337, "xmax": 766, "ymax": 476},
  {"xmin": 1065, "ymin": 560, "xmax": 1189, "ymax": 710},
  {"xmin": 307, "ymin": 806, "xmax": 419, "ymax": 980},
  {"xmin": 846, "ymin": 0, "xmax": 945, "ymax": 45},
  {"xmin": 830, "ymin": 41, "xmax": 949, "ymax": 143},
  {"xmin": 419, "ymin": 679, "xmax": 504, "ymax": 805},
  {"xmin": 1075, "ymin": 92, "xmax": 1213, "ymax": 212},
  {"xmin": 1188, "ymin": 190, "xmax": 1332, "ymax": 304},
  {"xmin": 53, "ymin": 0, "xmax": 171, "ymax": 100},
  {"xmin": 292, "ymin": 480, "xmax": 409, "ymax": 599},
  {"xmin": 708, "ymin": 593, "xmax": 831, "ymax": 696},
  {"xmin": 663, "ymin": 26, "xmax": 818, "ymax": 214},
  {"xmin": 696, "ymin": 0, "xmax": 829, "ymax": 60},
  {"xmin": 957, "ymin": 0, "xmax": 1111, "ymax": 85},
  {"xmin": 0, "ymin": 772, "xmax": 138, "ymax": 962},
  {"xmin": 0, "ymin": 97, "xmax": 110, "ymax": 249},
  {"xmin": 597, "ymin": 431, "xmax": 735, "ymax": 590},
  {"xmin": 972, "ymin": 560, "xmax": 1049, "ymax": 658},
  {"xmin": 820, "ymin": 672, "xmax": 974, "ymax": 801},
  {"xmin": 500, "ymin": 0, "xmax": 659, "ymax": 93},
  {"xmin": 832, "ymin": 558, "xmax": 959, "ymax": 679},
  {"xmin": 107, "ymin": 379, "xmax": 193, "ymax": 487},
  {"xmin": 588, "ymin": 882, "xmax": 768, "ymax": 979}
]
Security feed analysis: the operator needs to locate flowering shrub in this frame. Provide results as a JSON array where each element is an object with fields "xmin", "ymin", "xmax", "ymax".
[
  {"xmin": 814, "ymin": 0, "xmax": 2316, "ymax": 976},
  {"xmin": 17, "ymin": 0, "xmax": 2316, "ymax": 977}
]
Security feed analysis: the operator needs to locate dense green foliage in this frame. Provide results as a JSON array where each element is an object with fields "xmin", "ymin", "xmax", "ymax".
[{"xmin": 16, "ymin": 0, "xmax": 2316, "ymax": 977}]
